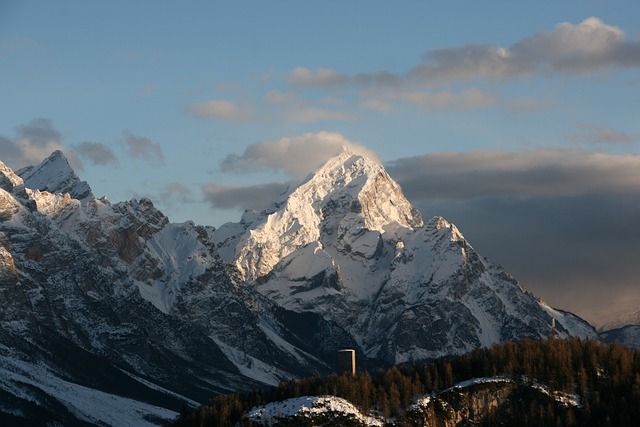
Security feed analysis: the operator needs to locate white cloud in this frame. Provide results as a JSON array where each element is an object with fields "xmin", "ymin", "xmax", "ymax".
[
  {"xmin": 287, "ymin": 67, "xmax": 349, "ymax": 88},
  {"xmin": 220, "ymin": 131, "xmax": 380, "ymax": 178},
  {"xmin": 288, "ymin": 18, "xmax": 640, "ymax": 94},
  {"xmin": 188, "ymin": 99, "xmax": 252, "ymax": 122},
  {"xmin": 411, "ymin": 17, "xmax": 639, "ymax": 82}
]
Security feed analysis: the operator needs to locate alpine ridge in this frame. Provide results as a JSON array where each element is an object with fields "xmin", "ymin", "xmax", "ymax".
[
  {"xmin": 216, "ymin": 151, "xmax": 595, "ymax": 365},
  {"xmin": 0, "ymin": 150, "xmax": 596, "ymax": 425}
]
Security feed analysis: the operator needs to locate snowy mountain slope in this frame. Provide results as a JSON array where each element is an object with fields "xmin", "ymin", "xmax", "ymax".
[
  {"xmin": 216, "ymin": 151, "xmax": 597, "ymax": 363},
  {"xmin": 0, "ymin": 150, "xmax": 598, "ymax": 424},
  {"xmin": 17, "ymin": 150, "xmax": 93, "ymax": 200},
  {"xmin": 598, "ymin": 301, "xmax": 640, "ymax": 331},
  {"xmin": 0, "ymin": 349, "xmax": 179, "ymax": 426},
  {"xmin": 600, "ymin": 324, "xmax": 640, "ymax": 349}
]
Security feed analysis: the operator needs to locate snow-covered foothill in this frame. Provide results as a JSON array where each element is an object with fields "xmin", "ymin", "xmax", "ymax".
[{"xmin": 246, "ymin": 395, "xmax": 384, "ymax": 426}]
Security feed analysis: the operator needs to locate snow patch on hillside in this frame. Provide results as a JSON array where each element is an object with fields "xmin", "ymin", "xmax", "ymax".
[
  {"xmin": 211, "ymin": 336, "xmax": 288, "ymax": 386},
  {"xmin": 0, "ymin": 353, "xmax": 177, "ymax": 426},
  {"xmin": 246, "ymin": 395, "xmax": 384, "ymax": 426},
  {"xmin": 540, "ymin": 303, "xmax": 597, "ymax": 339}
]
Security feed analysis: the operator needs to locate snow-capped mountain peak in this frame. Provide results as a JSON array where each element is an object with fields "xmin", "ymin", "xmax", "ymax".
[
  {"xmin": 16, "ymin": 150, "xmax": 93, "ymax": 200},
  {"xmin": 229, "ymin": 151, "xmax": 423, "ymax": 281},
  {"xmin": 214, "ymin": 152, "xmax": 596, "ymax": 364},
  {"xmin": 0, "ymin": 160, "xmax": 25, "ymax": 191}
]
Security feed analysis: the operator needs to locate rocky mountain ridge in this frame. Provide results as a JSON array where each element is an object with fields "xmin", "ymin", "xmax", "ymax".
[
  {"xmin": 0, "ymin": 150, "xmax": 598, "ymax": 425},
  {"xmin": 215, "ymin": 151, "xmax": 595, "ymax": 363}
]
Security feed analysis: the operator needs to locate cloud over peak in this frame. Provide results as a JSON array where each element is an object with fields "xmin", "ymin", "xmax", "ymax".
[
  {"xmin": 0, "ymin": 118, "xmax": 82, "ymax": 171},
  {"xmin": 219, "ymin": 131, "xmax": 379, "ymax": 178}
]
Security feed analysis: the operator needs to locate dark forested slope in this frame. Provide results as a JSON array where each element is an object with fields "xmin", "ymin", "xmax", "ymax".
[{"xmin": 175, "ymin": 338, "xmax": 640, "ymax": 426}]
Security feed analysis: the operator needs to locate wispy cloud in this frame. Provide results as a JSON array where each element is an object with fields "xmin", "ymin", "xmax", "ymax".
[
  {"xmin": 188, "ymin": 99, "xmax": 252, "ymax": 122},
  {"xmin": 157, "ymin": 182, "xmax": 196, "ymax": 216},
  {"xmin": 362, "ymin": 88, "xmax": 499, "ymax": 112},
  {"xmin": 287, "ymin": 67, "xmax": 349, "ymax": 88},
  {"xmin": 290, "ymin": 17, "xmax": 640, "ymax": 92},
  {"xmin": 137, "ymin": 83, "xmax": 155, "ymax": 99},
  {"xmin": 263, "ymin": 90, "xmax": 357, "ymax": 123},
  {"xmin": 566, "ymin": 123, "xmax": 638, "ymax": 146},
  {"xmin": 202, "ymin": 181, "xmax": 293, "ymax": 212},
  {"xmin": 72, "ymin": 141, "xmax": 118, "ymax": 166},
  {"xmin": 122, "ymin": 130, "xmax": 164, "ymax": 164}
]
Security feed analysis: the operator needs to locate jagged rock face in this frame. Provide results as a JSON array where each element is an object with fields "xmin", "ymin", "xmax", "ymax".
[
  {"xmin": 0, "ymin": 153, "xmax": 356, "ymax": 424},
  {"xmin": 228, "ymin": 152, "xmax": 423, "ymax": 281},
  {"xmin": 0, "ymin": 150, "xmax": 597, "ymax": 424},
  {"xmin": 0, "ymin": 244, "xmax": 18, "ymax": 286},
  {"xmin": 408, "ymin": 381, "xmax": 579, "ymax": 427}
]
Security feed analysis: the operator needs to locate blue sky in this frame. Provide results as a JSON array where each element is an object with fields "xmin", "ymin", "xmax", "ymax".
[{"xmin": 1, "ymin": 1, "xmax": 639, "ymax": 325}]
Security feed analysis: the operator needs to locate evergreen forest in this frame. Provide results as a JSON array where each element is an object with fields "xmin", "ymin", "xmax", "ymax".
[{"xmin": 174, "ymin": 338, "xmax": 640, "ymax": 426}]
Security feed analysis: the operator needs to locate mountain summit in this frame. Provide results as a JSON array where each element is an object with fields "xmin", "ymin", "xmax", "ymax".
[
  {"xmin": 224, "ymin": 151, "xmax": 423, "ymax": 281},
  {"xmin": 0, "ymin": 150, "xmax": 596, "ymax": 424},
  {"xmin": 17, "ymin": 150, "xmax": 93, "ymax": 200}
]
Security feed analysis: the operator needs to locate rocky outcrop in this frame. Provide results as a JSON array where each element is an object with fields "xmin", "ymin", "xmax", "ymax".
[{"xmin": 408, "ymin": 380, "xmax": 580, "ymax": 427}]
